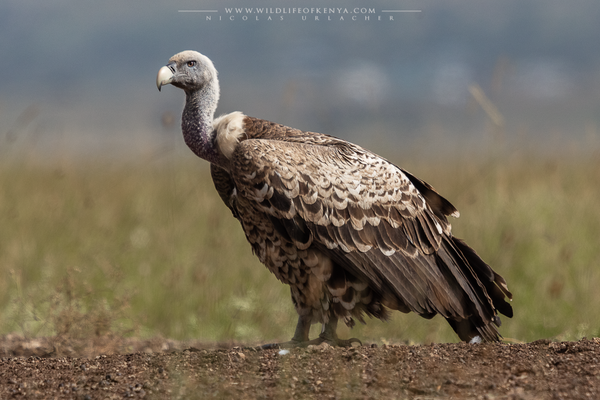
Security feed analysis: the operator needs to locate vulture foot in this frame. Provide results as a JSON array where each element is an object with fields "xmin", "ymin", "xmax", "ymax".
[
  {"xmin": 257, "ymin": 315, "xmax": 362, "ymax": 349},
  {"xmin": 313, "ymin": 333, "xmax": 362, "ymax": 348},
  {"xmin": 259, "ymin": 340, "xmax": 305, "ymax": 350},
  {"xmin": 259, "ymin": 335, "xmax": 361, "ymax": 349},
  {"xmin": 317, "ymin": 316, "xmax": 362, "ymax": 347}
]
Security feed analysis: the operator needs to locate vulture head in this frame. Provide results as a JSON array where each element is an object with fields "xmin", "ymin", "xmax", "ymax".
[{"xmin": 156, "ymin": 50, "xmax": 219, "ymax": 93}]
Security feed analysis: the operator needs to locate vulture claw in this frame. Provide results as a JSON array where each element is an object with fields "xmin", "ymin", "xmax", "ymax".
[
  {"xmin": 257, "ymin": 336, "xmax": 362, "ymax": 350},
  {"xmin": 317, "ymin": 333, "xmax": 362, "ymax": 348},
  {"xmin": 258, "ymin": 340, "xmax": 305, "ymax": 350},
  {"xmin": 325, "ymin": 337, "xmax": 363, "ymax": 347}
]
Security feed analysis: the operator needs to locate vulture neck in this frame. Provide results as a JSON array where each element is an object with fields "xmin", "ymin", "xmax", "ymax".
[{"xmin": 182, "ymin": 81, "xmax": 224, "ymax": 167}]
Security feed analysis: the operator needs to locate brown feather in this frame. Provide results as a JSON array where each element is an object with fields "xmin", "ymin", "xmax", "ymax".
[{"xmin": 214, "ymin": 115, "xmax": 511, "ymax": 342}]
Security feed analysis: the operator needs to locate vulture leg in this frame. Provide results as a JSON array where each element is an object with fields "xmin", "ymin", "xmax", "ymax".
[
  {"xmin": 260, "ymin": 314, "xmax": 312, "ymax": 349},
  {"xmin": 260, "ymin": 316, "xmax": 362, "ymax": 349},
  {"xmin": 316, "ymin": 317, "xmax": 362, "ymax": 347}
]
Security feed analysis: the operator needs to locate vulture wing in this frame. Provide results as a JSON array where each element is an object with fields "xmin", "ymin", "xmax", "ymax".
[
  {"xmin": 228, "ymin": 120, "xmax": 512, "ymax": 340},
  {"xmin": 211, "ymin": 163, "xmax": 239, "ymax": 218}
]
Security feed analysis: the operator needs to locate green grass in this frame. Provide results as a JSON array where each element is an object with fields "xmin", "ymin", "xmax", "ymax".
[{"xmin": 1, "ymin": 146, "xmax": 599, "ymax": 345}]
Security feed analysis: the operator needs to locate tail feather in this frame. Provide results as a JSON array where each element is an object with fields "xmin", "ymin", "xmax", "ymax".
[
  {"xmin": 438, "ymin": 236, "xmax": 513, "ymax": 342},
  {"xmin": 447, "ymin": 317, "xmax": 501, "ymax": 343},
  {"xmin": 451, "ymin": 237, "xmax": 513, "ymax": 318}
]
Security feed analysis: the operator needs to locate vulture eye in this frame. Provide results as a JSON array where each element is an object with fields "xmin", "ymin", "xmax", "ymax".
[{"xmin": 187, "ymin": 60, "xmax": 197, "ymax": 67}]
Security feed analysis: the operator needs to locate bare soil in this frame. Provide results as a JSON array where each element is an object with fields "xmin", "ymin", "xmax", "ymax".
[{"xmin": 0, "ymin": 335, "xmax": 598, "ymax": 399}]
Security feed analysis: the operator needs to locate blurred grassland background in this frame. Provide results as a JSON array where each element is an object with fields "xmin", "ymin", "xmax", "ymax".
[
  {"xmin": 2, "ymin": 0, "xmax": 600, "ymax": 346},
  {"xmin": 1, "ymin": 138, "xmax": 600, "ymax": 345}
]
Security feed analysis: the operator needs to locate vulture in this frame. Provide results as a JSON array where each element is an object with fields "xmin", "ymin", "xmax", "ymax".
[{"xmin": 156, "ymin": 50, "xmax": 513, "ymax": 347}]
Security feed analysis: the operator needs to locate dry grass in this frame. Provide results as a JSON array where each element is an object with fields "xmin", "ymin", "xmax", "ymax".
[{"xmin": 1, "ymin": 145, "xmax": 599, "ymax": 345}]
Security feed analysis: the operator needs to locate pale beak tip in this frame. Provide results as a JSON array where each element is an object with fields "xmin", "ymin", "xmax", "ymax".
[{"xmin": 156, "ymin": 66, "xmax": 174, "ymax": 91}]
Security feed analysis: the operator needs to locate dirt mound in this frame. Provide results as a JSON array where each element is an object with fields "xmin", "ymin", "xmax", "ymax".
[{"xmin": 0, "ymin": 335, "xmax": 598, "ymax": 399}]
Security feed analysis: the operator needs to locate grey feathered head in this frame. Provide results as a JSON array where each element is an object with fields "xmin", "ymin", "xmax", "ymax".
[{"xmin": 157, "ymin": 50, "xmax": 219, "ymax": 93}]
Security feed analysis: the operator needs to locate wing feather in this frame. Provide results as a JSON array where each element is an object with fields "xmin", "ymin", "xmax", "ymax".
[
  {"xmin": 210, "ymin": 164, "xmax": 238, "ymax": 217},
  {"xmin": 375, "ymin": 220, "xmax": 399, "ymax": 252}
]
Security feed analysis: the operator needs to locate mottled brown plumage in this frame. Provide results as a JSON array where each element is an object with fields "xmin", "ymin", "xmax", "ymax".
[{"xmin": 157, "ymin": 51, "xmax": 513, "ymax": 346}]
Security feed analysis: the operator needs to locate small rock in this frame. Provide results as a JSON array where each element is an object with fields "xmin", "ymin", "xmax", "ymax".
[
  {"xmin": 307, "ymin": 345, "xmax": 319, "ymax": 353},
  {"xmin": 319, "ymin": 342, "xmax": 333, "ymax": 351}
]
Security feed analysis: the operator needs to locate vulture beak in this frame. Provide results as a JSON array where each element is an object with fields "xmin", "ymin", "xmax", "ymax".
[{"xmin": 156, "ymin": 63, "xmax": 175, "ymax": 91}]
